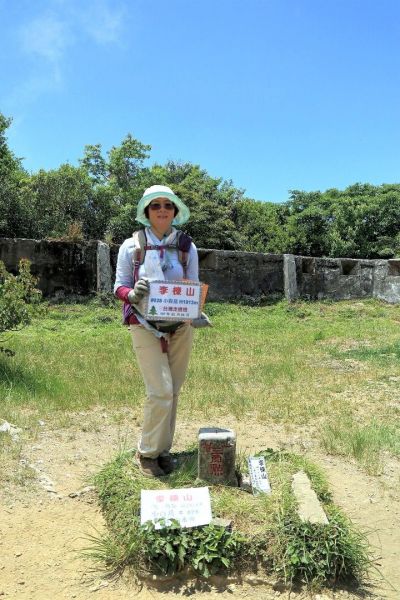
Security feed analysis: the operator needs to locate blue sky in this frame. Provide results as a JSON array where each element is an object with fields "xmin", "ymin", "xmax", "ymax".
[{"xmin": 1, "ymin": 0, "xmax": 400, "ymax": 203}]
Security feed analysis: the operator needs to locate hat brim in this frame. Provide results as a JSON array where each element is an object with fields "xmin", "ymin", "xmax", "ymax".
[{"xmin": 136, "ymin": 191, "xmax": 190, "ymax": 227}]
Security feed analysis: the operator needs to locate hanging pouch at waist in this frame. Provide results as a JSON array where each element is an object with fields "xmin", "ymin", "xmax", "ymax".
[{"xmin": 151, "ymin": 321, "xmax": 185, "ymax": 333}]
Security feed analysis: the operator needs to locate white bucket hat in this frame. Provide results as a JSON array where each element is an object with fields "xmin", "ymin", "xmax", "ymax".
[{"xmin": 136, "ymin": 185, "xmax": 190, "ymax": 227}]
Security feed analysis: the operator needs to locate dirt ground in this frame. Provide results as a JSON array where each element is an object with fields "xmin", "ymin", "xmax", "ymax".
[{"xmin": 1, "ymin": 410, "xmax": 399, "ymax": 600}]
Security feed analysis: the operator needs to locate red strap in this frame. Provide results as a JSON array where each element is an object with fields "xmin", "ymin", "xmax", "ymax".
[
  {"xmin": 160, "ymin": 337, "xmax": 168, "ymax": 353},
  {"xmin": 128, "ymin": 314, "xmax": 140, "ymax": 325}
]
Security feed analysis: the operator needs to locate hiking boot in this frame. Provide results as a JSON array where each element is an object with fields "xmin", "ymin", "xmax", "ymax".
[
  {"xmin": 136, "ymin": 454, "xmax": 166, "ymax": 478},
  {"xmin": 158, "ymin": 454, "xmax": 175, "ymax": 475}
]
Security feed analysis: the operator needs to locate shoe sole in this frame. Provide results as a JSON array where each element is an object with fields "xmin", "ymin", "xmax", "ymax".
[{"xmin": 138, "ymin": 468, "xmax": 167, "ymax": 478}]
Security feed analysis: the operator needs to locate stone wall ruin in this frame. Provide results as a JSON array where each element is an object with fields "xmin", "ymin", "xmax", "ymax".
[{"xmin": 1, "ymin": 237, "xmax": 400, "ymax": 304}]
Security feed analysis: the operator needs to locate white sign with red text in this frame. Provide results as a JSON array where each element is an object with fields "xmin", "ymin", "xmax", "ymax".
[
  {"xmin": 144, "ymin": 280, "xmax": 202, "ymax": 321},
  {"xmin": 140, "ymin": 486, "xmax": 212, "ymax": 529}
]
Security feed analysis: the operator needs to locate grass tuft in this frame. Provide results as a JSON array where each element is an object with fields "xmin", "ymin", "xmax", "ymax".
[
  {"xmin": 272, "ymin": 507, "xmax": 370, "ymax": 586},
  {"xmin": 321, "ymin": 418, "xmax": 400, "ymax": 475},
  {"xmin": 89, "ymin": 448, "xmax": 373, "ymax": 588}
]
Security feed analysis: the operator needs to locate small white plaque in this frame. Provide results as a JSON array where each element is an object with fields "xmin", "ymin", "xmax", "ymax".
[
  {"xmin": 140, "ymin": 487, "xmax": 212, "ymax": 529},
  {"xmin": 248, "ymin": 456, "xmax": 271, "ymax": 495},
  {"xmin": 143, "ymin": 280, "xmax": 202, "ymax": 321}
]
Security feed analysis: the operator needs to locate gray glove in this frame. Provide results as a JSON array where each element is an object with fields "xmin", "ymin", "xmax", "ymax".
[
  {"xmin": 191, "ymin": 312, "xmax": 213, "ymax": 328},
  {"xmin": 127, "ymin": 278, "xmax": 150, "ymax": 305}
]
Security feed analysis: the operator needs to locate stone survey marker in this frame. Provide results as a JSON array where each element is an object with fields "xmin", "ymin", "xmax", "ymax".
[
  {"xmin": 292, "ymin": 471, "xmax": 329, "ymax": 525},
  {"xmin": 198, "ymin": 427, "xmax": 237, "ymax": 486}
]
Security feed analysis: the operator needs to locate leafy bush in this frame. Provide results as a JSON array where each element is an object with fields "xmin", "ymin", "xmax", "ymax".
[
  {"xmin": 273, "ymin": 509, "xmax": 370, "ymax": 585},
  {"xmin": 141, "ymin": 519, "xmax": 243, "ymax": 576},
  {"xmin": 0, "ymin": 259, "xmax": 41, "ymax": 338}
]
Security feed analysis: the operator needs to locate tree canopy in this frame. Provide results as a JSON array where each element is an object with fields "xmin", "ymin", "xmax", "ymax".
[{"xmin": 1, "ymin": 111, "xmax": 399, "ymax": 258}]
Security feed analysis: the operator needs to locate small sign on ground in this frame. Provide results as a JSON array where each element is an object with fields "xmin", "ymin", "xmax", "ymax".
[
  {"xmin": 140, "ymin": 486, "xmax": 212, "ymax": 529},
  {"xmin": 248, "ymin": 456, "xmax": 272, "ymax": 495}
]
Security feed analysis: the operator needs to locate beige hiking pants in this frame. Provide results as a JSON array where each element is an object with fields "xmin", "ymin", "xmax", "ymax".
[{"xmin": 130, "ymin": 323, "xmax": 193, "ymax": 458}]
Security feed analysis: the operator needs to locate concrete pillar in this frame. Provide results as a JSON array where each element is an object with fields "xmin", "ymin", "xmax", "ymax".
[
  {"xmin": 198, "ymin": 428, "xmax": 237, "ymax": 486},
  {"xmin": 284, "ymin": 253, "xmax": 298, "ymax": 302},
  {"xmin": 97, "ymin": 242, "xmax": 112, "ymax": 293}
]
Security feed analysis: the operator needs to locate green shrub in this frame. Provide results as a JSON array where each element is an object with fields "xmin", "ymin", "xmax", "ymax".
[
  {"xmin": 141, "ymin": 520, "xmax": 243, "ymax": 576},
  {"xmin": 0, "ymin": 259, "xmax": 41, "ymax": 339},
  {"xmin": 273, "ymin": 509, "xmax": 370, "ymax": 585}
]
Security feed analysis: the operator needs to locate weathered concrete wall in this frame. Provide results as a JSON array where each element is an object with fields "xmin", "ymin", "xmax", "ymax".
[
  {"xmin": 1, "ymin": 238, "xmax": 400, "ymax": 304},
  {"xmin": 97, "ymin": 242, "xmax": 112, "ymax": 294},
  {"xmin": 284, "ymin": 255, "xmax": 400, "ymax": 304},
  {"xmin": 373, "ymin": 259, "xmax": 400, "ymax": 303},
  {"xmin": 198, "ymin": 249, "xmax": 283, "ymax": 301},
  {"xmin": 284, "ymin": 254, "xmax": 298, "ymax": 301},
  {"xmin": 0, "ymin": 238, "xmax": 98, "ymax": 297},
  {"xmin": 291, "ymin": 256, "xmax": 375, "ymax": 301},
  {"xmin": 109, "ymin": 246, "xmax": 284, "ymax": 302}
]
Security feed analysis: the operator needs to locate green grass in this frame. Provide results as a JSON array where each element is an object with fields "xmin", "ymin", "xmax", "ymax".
[
  {"xmin": 1, "ymin": 297, "xmax": 400, "ymax": 472},
  {"xmin": 0, "ymin": 300, "xmax": 143, "ymax": 417},
  {"xmin": 332, "ymin": 339, "xmax": 400, "ymax": 363},
  {"xmin": 88, "ymin": 447, "xmax": 372, "ymax": 587},
  {"xmin": 321, "ymin": 418, "xmax": 400, "ymax": 475}
]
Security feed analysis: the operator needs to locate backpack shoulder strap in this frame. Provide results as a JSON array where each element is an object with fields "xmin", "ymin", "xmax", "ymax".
[
  {"xmin": 176, "ymin": 231, "xmax": 193, "ymax": 278},
  {"xmin": 176, "ymin": 230, "xmax": 193, "ymax": 252},
  {"xmin": 132, "ymin": 229, "xmax": 147, "ymax": 284}
]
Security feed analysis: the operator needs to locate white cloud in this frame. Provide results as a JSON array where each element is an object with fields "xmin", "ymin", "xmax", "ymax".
[
  {"xmin": 9, "ymin": 12, "xmax": 71, "ymax": 105},
  {"xmin": 6, "ymin": 1, "xmax": 126, "ymax": 110},
  {"xmin": 77, "ymin": 0, "xmax": 125, "ymax": 45},
  {"xmin": 20, "ymin": 13, "xmax": 71, "ymax": 64}
]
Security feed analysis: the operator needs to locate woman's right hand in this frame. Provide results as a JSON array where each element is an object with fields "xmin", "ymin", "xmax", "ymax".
[{"xmin": 127, "ymin": 278, "xmax": 150, "ymax": 304}]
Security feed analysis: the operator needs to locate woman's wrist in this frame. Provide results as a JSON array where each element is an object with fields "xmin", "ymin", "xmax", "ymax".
[{"xmin": 115, "ymin": 285, "xmax": 133, "ymax": 302}]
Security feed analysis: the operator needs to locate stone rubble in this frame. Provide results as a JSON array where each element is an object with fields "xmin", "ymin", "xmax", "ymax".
[{"xmin": 0, "ymin": 421, "xmax": 22, "ymax": 441}]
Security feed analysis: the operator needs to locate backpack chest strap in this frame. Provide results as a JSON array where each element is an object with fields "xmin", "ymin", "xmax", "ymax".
[
  {"xmin": 134, "ymin": 244, "xmax": 176, "ymax": 282},
  {"xmin": 144, "ymin": 244, "xmax": 177, "ymax": 258},
  {"xmin": 132, "ymin": 229, "xmax": 192, "ymax": 284}
]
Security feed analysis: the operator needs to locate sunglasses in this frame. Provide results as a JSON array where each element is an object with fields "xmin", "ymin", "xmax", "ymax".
[{"xmin": 148, "ymin": 202, "xmax": 175, "ymax": 211}]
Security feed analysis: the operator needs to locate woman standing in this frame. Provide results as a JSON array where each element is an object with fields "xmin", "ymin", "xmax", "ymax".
[{"xmin": 114, "ymin": 185, "xmax": 198, "ymax": 478}]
